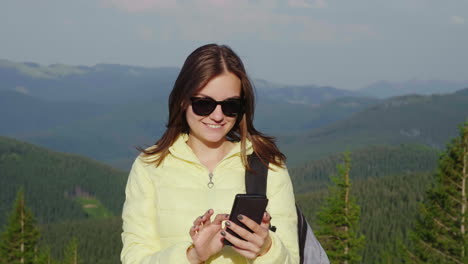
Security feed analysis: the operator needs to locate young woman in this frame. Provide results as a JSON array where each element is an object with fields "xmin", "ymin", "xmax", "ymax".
[{"xmin": 121, "ymin": 44, "xmax": 299, "ymax": 263}]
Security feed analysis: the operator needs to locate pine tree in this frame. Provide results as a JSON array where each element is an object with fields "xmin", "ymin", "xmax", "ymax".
[
  {"xmin": 316, "ymin": 152, "xmax": 365, "ymax": 264},
  {"xmin": 0, "ymin": 188, "xmax": 40, "ymax": 264},
  {"xmin": 407, "ymin": 122, "xmax": 468, "ymax": 263},
  {"xmin": 62, "ymin": 238, "xmax": 79, "ymax": 264}
]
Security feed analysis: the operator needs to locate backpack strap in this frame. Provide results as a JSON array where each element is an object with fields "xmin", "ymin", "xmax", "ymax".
[{"xmin": 245, "ymin": 153, "xmax": 268, "ymax": 195}]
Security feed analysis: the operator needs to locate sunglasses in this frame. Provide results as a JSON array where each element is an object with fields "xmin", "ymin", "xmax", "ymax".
[{"xmin": 190, "ymin": 97, "xmax": 243, "ymax": 117}]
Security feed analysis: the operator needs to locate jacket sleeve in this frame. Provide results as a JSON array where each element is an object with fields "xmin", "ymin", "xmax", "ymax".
[
  {"xmin": 253, "ymin": 164, "xmax": 300, "ymax": 264},
  {"xmin": 121, "ymin": 157, "xmax": 192, "ymax": 264}
]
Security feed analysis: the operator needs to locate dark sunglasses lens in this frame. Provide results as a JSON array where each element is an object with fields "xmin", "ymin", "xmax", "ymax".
[
  {"xmin": 192, "ymin": 98, "xmax": 216, "ymax": 116},
  {"xmin": 222, "ymin": 100, "xmax": 242, "ymax": 117}
]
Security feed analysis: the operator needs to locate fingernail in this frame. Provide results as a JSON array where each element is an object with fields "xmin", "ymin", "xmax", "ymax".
[
  {"xmin": 225, "ymin": 221, "xmax": 231, "ymax": 227},
  {"xmin": 199, "ymin": 216, "xmax": 203, "ymax": 219},
  {"xmin": 207, "ymin": 209, "xmax": 211, "ymax": 214},
  {"xmin": 225, "ymin": 214, "xmax": 229, "ymax": 218},
  {"xmin": 192, "ymin": 225, "xmax": 196, "ymax": 229},
  {"xmin": 221, "ymin": 231, "xmax": 226, "ymax": 236},
  {"xmin": 237, "ymin": 215, "xmax": 243, "ymax": 220}
]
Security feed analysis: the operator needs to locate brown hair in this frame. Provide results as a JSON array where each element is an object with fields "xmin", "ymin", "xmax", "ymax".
[{"xmin": 139, "ymin": 44, "xmax": 285, "ymax": 168}]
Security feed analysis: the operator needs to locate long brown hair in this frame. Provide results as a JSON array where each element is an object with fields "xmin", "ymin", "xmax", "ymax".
[{"xmin": 139, "ymin": 44, "xmax": 285, "ymax": 168}]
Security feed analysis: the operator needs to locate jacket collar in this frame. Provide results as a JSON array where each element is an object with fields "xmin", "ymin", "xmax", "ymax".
[{"xmin": 168, "ymin": 133, "xmax": 253, "ymax": 165}]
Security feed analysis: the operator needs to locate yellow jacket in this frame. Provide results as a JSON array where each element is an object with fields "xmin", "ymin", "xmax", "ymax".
[{"xmin": 121, "ymin": 134, "xmax": 299, "ymax": 263}]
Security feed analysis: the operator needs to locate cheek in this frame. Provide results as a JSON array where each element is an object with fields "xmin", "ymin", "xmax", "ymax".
[{"xmin": 185, "ymin": 107, "xmax": 202, "ymax": 128}]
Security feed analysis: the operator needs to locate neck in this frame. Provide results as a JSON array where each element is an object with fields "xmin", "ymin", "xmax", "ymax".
[{"xmin": 186, "ymin": 136, "xmax": 234, "ymax": 171}]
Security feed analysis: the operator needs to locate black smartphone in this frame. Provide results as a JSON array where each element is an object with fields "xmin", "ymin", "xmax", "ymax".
[{"xmin": 224, "ymin": 194, "xmax": 268, "ymax": 246}]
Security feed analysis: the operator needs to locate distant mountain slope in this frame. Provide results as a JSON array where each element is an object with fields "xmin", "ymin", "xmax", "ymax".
[
  {"xmin": 0, "ymin": 136, "xmax": 128, "ymax": 226},
  {"xmin": 0, "ymin": 90, "xmax": 113, "ymax": 135},
  {"xmin": 280, "ymin": 88, "xmax": 468, "ymax": 166},
  {"xmin": 257, "ymin": 84, "xmax": 361, "ymax": 105},
  {"xmin": 360, "ymin": 79, "xmax": 468, "ymax": 98}
]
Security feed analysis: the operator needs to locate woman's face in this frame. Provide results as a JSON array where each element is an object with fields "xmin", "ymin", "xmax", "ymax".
[{"xmin": 186, "ymin": 72, "xmax": 242, "ymax": 147}]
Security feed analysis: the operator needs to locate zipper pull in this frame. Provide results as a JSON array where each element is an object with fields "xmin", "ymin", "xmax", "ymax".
[{"xmin": 207, "ymin": 172, "xmax": 214, "ymax": 188}]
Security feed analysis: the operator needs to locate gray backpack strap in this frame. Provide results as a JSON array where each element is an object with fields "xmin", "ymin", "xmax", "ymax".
[{"xmin": 297, "ymin": 204, "xmax": 330, "ymax": 263}]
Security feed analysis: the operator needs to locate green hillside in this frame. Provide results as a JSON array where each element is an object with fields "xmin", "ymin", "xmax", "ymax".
[
  {"xmin": 0, "ymin": 136, "xmax": 128, "ymax": 226},
  {"xmin": 281, "ymin": 88, "xmax": 468, "ymax": 166},
  {"xmin": 290, "ymin": 144, "xmax": 440, "ymax": 193}
]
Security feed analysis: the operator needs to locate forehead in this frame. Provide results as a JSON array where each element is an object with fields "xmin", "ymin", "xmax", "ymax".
[{"xmin": 195, "ymin": 72, "xmax": 241, "ymax": 99}]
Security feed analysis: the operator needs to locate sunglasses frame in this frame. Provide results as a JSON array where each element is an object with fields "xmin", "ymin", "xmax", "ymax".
[{"xmin": 190, "ymin": 97, "xmax": 243, "ymax": 117}]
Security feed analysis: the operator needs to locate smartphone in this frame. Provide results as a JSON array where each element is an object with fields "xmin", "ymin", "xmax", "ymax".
[{"xmin": 224, "ymin": 194, "xmax": 268, "ymax": 246}]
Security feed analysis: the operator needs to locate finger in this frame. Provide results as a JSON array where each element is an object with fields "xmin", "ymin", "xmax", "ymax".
[
  {"xmin": 236, "ymin": 214, "xmax": 266, "ymax": 237},
  {"xmin": 222, "ymin": 230, "xmax": 261, "ymax": 255},
  {"xmin": 193, "ymin": 215, "xmax": 204, "ymax": 226},
  {"xmin": 189, "ymin": 225, "xmax": 197, "ymax": 237},
  {"xmin": 212, "ymin": 213, "xmax": 229, "ymax": 225},
  {"xmin": 260, "ymin": 212, "xmax": 270, "ymax": 229},
  {"xmin": 225, "ymin": 220, "xmax": 262, "ymax": 246},
  {"xmin": 201, "ymin": 209, "xmax": 214, "ymax": 225}
]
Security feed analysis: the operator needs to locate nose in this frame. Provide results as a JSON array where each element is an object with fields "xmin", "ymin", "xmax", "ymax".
[{"xmin": 209, "ymin": 104, "xmax": 224, "ymax": 121}]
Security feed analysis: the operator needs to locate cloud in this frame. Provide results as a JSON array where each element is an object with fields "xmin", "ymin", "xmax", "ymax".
[
  {"xmin": 99, "ymin": 0, "xmax": 370, "ymax": 44},
  {"xmin": 451, "ymin": 15, "xmax": 465, "ymax": 24},
  {"xmin": 288, "ymin": 0, "xmax": 327, "ymax": 8}
]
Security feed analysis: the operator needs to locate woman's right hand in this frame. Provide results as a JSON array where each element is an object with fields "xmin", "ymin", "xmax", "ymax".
[{"xmin": 187, "ymin": 209, "xmax": 229, "ymax": 263}]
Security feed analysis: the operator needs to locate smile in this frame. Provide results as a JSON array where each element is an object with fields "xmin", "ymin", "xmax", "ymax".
[{"xmin": 204, "ymin": 123, "xmax": 223, "ymax": 129}]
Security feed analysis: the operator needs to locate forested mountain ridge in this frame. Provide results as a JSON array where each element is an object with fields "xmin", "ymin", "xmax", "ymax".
[
  {"xmin": 280, "ymin": 88, "xmax": 468, "ymax": 166},
  {"xmin": 0, "ymin": 136, "xmax": 128, "ymax": 227},
  {"xmin": 290, "ymin": 144, "xmax": 440, "ymax": 193},
  {"xmin": 297, "ymin": 171, "xmax": 435, "ymax": 264}
]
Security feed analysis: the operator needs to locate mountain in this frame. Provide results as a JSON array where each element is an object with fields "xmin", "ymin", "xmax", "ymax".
[
  {"xmin": 360, "ymin": 79, "xmax": 468, "ymax": 98},
  {"xmin": 280, "ymin": 88, "xmax": 468, "ymax": 166},
  {"xmin": 0, "ymin": 59, "xmax": 179, "ymax": 104},
  {"xmin": 1, "ymin": 59, "xmax": 360, "ymax": 106},
  {"xmin": 1, "ymin": 88, "xmax": 376, "ymax": 169}
]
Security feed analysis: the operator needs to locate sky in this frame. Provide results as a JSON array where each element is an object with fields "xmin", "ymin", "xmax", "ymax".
[{"xmin": 1, "ymin": 0, "xmax": 467, "ymax": 90}]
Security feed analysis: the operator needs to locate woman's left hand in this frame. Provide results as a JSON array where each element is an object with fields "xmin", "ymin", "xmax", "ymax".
[{"xmin": 222, "ymin": 212, "xmax": 272, "ymax": 259}]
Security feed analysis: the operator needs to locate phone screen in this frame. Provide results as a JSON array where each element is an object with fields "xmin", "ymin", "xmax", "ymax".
[{"xmin": 224, "ymin": 194, "xmax": 268, "ymax": 246}]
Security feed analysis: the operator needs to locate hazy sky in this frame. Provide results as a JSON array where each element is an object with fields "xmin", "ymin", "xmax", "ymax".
[{"xmin": 1, "ymin": 0, "xmax": 467, "ymax": 89}]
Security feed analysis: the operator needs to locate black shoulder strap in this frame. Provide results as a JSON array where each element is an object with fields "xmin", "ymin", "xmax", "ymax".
[{"xmin": 245, "ymin": 153, "xmax": 268, "ymax": 195}]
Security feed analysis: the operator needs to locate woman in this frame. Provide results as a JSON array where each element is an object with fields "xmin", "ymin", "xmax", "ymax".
[{"xmin": 121, "ymin": 44, "xmax": 299, "ymax": 263}]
